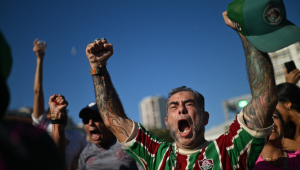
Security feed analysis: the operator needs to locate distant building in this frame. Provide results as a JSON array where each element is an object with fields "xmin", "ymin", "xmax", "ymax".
[
  {"xmin": 139, "ymin": 96, "xmax": 167, "ymax": 130},
  {"xmin": 269, "ymin": 42, "xmax": 300, "ymax": 86},
  {"xmin": 4, "ymin": 106, "xmax": 33, "ymax": 123}
]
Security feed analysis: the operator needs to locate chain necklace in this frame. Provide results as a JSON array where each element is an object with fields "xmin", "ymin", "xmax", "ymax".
[{"xmin": 260, "ymin": 151, "xmax": 289, "ymax": 170}]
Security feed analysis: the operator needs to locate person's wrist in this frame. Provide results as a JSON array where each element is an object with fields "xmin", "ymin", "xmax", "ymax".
[
  {"xmin": 51, "ymin": 119, "xmax": 65, "ymax": 124},
  {"xmin": 89, "ymin": 66, "xmax": 106, "ymax": 76}
]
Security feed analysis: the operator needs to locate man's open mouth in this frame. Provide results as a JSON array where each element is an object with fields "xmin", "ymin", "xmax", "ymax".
[
  {"xmin": 90, "ymin": 130, "xmax": 100, "ymax": 141},
  {"xmin": 178, "ymin": 119, "xmax": 191, "ymax": 136}
]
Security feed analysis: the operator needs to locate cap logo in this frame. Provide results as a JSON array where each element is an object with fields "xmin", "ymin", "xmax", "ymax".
[
  {"xmin": 88, "ymin": 102, "xmax": 96, "ymax": 107},
  {"xmin": 232, "ymin": 21, "xmax": 242, "ymax": 31},
  {"xmin": 263, "ymin": 3, "xmax": 283, "ymax": 26}
]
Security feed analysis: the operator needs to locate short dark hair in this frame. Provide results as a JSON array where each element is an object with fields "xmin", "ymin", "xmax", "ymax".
[
  {"xmin": 167, "ymin": 86, "xmax": 205, "ymax": 112},
  {"xmin": 276, "ymin": 83, "xmax": 300, "ymax": 112}
]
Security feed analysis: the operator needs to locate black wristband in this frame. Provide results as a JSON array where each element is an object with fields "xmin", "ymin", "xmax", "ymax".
[{"xmin": 51, "ymin": 119, "xmax": 65, "ymax": 124}]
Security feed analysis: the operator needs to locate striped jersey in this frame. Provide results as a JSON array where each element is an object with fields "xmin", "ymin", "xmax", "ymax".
[{"xmin": 120, "ymin": 111, "xmax": 272, "ymax": 170}]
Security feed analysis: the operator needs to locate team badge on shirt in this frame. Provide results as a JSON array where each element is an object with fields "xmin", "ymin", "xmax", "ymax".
[{"xmin": 198, "ymin": 159, "xmax": 214, "ymax": 170}]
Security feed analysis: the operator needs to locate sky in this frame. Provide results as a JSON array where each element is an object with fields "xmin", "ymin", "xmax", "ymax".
[{"xmin": 1, "ymin": 0, "xmax": 300, "ymax": 130}]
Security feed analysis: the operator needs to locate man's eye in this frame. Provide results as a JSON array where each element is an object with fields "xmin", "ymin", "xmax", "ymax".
[{"xmin": 186, "ymin": 103, "xmax": 194, "ymax": 106}]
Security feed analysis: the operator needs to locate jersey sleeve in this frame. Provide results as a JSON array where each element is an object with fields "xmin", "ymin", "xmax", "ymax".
[
  {"xmin": 120, "ymin": 120, "xmax": 173, "ymax": 170},
  {"xmin": 215, "ymin": 109, "xmax": 273, "ymax": 170}
]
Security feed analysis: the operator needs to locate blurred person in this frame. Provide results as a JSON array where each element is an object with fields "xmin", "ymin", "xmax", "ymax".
[
  {"xmin": 81, "ymin": 8, "xmax": 280, "ymax": 168},
  {"xmin": 254, "ymin": 110, "xmax": 300, "ymax": 169},
  {"xmin": 78, "ymin": 102, "xmax": 142, "ymax": 170},
  {"xmin": 31, "ymin": 38, "xmax": 87, "ymax": 170},
  {"xmin": 276, "ymin": 82, "xmax": 300, "ymax": 151},
  {"xmin": 0, "ymin": 31, "xmax": 64, "ymax": 170},
  {"xmin": 49, "ymin": 94, "xmax": 69, "ymax": 165}
]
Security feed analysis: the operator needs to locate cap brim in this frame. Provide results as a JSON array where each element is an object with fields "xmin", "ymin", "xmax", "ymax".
[{"xmin": 245, "ymin": 21, "xmax": 300, "ymax": 52}]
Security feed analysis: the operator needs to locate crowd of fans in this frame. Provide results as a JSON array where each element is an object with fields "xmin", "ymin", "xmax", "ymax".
[{"xmin": 1, "ymin": 0, "xmax": 300, "ymax": 169}]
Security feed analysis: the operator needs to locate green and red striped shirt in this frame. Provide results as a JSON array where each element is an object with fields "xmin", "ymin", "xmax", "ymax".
[{"xmin": 121, "ymin": 111, "xmax": 272, "ymax": 170}]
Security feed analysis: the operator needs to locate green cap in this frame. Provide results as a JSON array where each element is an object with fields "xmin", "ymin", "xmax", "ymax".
[{"xmin": 227, "ymin": 0, "xmax": 300, "ymax": 52}]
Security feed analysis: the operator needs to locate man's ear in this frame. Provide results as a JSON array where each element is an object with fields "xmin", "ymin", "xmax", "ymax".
[
  {"xmin": 165, "ymin": 117, "xmax": 168, "ymax": 128},
  {"xmin": 203, "ymin": 111, "xmax": 209, "ymax": 126}
]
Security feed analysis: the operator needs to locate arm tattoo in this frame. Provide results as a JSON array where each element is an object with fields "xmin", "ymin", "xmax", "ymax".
[
  {"xmin": 92, "ymin": 66, "xmax": 129, "ymax": 137},
  {"xmin": 241, "ymin": 38, "xmax": 277, "ymax": 128}
]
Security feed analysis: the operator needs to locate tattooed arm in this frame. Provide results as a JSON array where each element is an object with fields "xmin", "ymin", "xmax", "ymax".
[
  {"xmin": 86, "ymin": 38, "xmax": 133, "ymax": 142},
  {"xmin": 223, "ymin": 11, "xmax": 277, "ymax": 128}
]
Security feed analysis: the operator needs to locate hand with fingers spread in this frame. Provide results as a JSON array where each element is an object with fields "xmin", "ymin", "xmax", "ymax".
[
  {"xmin": 285, "ymin": 68, "xmax": 300, "ymax": 84},
  {"xmin": 48, "ymin": 94, "xmax": 68, "ymax": 121},
  {"xmin": 33, "ymin": 38, "xmax": 47, "ymax": 58},
  {"xmin": 86, "ymin": 38, "xmax": 113, "ymax": 68}
]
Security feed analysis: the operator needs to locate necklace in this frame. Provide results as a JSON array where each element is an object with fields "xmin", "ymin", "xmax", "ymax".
[{"xmin": 260, "ymin": 151, "xmax": 289, "ymax": 170}]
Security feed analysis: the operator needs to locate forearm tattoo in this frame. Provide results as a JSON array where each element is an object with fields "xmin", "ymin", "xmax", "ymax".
[
  {"xmin": 92, "ymin": 66, "xmax": 129, "ymax": 137},
  {"xmin": 242, "ymin": 38, "xmax": 276, "ymax": 128}
]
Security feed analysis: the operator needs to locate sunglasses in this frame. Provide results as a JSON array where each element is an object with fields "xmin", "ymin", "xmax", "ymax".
[{"xmin": 82, "ymin": 114, "xmax": 103, "ymax": 124}]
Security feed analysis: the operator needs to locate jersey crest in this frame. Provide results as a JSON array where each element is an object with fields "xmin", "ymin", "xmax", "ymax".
[{"xmin": 198, "ymin": 159, "xmax": 214, "ymax": 170}]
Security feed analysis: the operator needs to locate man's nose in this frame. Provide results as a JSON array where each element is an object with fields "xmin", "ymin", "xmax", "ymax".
[
  {"xmin": 88, "ymin": 119, "xmax": 94, "ymax": 125},
  {"xmin": 178, "ymin": 105, "xmax": 187, "ymax": 114}
]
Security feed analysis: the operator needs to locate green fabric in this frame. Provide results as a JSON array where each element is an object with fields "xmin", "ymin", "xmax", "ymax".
[
  {"xmin": 246, "ymin": 23, "xmax": 300, "ymax": 52},
  {"xmin": 205, "ymin": 142, "xmax": 221, "ymax": 169},
  {"xmin": 227, "ymin": 0, "xmax": 300, "ymax": 52},
  {"xmin": 243, "ymin": 0, "xmax": 286, "ymax": 36},
  {"xmin": 227, "ymin": 0, "xmax": 248, "ymax": 36}
]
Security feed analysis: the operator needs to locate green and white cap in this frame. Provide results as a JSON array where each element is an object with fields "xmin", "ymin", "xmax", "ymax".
[{"xmin": 227, "ymin": 0, "xmax": 300, "ymax": 52}]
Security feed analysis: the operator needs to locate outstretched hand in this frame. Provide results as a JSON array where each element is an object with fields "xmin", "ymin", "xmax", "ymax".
[
  {"xmin": 285, "ymin": 68, "xmax": 300, "ymax": 84},
  {"xmin": 86, "ymin": 38, "xmax": 113, "ymax": 68},
  {"xmin": 33, "ymin": 38, "xmax": 46, "ymax": 58},
  {"xmin": 48, "ymin": 94, "xmax": 68, "ymax": 120}
]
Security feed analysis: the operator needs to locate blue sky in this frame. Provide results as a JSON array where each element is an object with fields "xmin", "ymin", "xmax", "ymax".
[{"xmin": 1, "ymin": 0, "xmax": 300, "ymax": 130}]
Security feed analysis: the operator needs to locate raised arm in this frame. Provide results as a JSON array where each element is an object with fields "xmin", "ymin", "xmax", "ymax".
[
  {"xmin": 48, "ymin": 94, "xmax": 68, "ymax": 164},
  {"xmin": 86, "ymin": 38, "xmax": 133, "ymax": 142},
  {"xmin": 223, "ymin": 11, "xmax": 277, "ymax": 128},
  {"xmin": 32, "ymin": 39, "xmax": 46, "ymax": 119}
]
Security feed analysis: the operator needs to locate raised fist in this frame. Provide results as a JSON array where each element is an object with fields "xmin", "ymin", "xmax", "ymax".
[
  {"xmin": 48, "ymin": 94, "xmax": 68, "ymax": 120},
  {"xmin": 33, "ymin": 38, "xmax": 47, "ymax": 58},
  {"xmin": 86, "ymin": 38, "xmax": 113, "ymax": 68}
]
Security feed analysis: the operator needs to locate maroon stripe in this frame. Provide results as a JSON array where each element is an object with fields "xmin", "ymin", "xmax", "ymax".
[
  {"xmin": 136, "ymin": 129, "xmax": 162, "ymax": 155},
  {"xmin": 158, "ymin": 147, "xmax": 172, "ymax": 170},
  {"xmin": 176, "ymin": 153, "xmax": 188, "ymax": 170},
  {"xmin": 215, "ymin": 136, "xmax": 232, "ymax": 169}
]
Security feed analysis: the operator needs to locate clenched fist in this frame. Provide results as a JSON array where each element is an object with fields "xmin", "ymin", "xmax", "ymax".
[{"xmin": 86, "ymin": 38, "xmax": 113, "ymax": 68}]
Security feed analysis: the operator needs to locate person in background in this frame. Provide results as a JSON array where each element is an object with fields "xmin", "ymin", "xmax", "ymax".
[
  {"xmin": 0, "ymin": 31, "xmax": 64, "ymax": 170},
  {"xmin": 276, "ymin": 67, "xmax": 300, "ymax": 152},
  {"xmin": 78, "ymin": 101, "xmax": 143, "ymax": 170},
  {"xmin": 285, "ymin": 67, "xmax": 300, "ymax": 85},
  {"xmin": 31, "ymin": 38, "xmax": 87, "ymax": 170},
  {"xmin": 254, "ymin": 110, "xmax": 300, "ymax": 169}
]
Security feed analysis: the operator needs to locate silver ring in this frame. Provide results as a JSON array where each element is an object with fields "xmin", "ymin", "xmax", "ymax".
[{"xmin": 94, "ymin": 38, "xmax": 100, "ymax": 43}]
